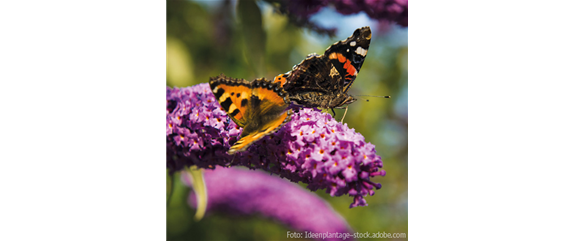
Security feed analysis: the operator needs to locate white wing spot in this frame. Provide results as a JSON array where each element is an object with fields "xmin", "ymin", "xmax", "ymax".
[
  {"xmin": 355, "ymin": 47, "xmax": 367, "ymax": 57},
  {"xmin": 350, "ymin": 41, "xmax": 356, "ymax": 46}
]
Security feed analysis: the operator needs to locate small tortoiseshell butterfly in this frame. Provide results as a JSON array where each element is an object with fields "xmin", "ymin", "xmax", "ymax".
[
  {"xmin": 209, "ymin": 74, "xmax": 292, "ymax": 154},
  {"xmin": 274, "ymin": 26, "xmax": 373, "ymax": 114}
]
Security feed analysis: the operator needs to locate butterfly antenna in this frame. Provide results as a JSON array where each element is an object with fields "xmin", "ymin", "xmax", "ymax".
[
  {"xmin": 353, "ymin": 96, "xmax": 370, "ymax": 102},
  {"xmin": 354, "ymin": 94, "xmax": 391, "ymax": 103},
  {"xmin": 355, "ymin": 94, "xmax": 391, "ymax": 99}
]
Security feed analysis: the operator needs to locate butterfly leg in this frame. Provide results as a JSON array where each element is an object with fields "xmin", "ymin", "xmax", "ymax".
[
  {"xmin": 340, "ymin": 106, "xmax": 349, "ymax": 123},
  {"xmin": 225, "ymin": 154, "xmax": 237, "ymax": 167},
  {"xmin": 330, "ymin": 108, "xmax": 336, "ymax": 117}
]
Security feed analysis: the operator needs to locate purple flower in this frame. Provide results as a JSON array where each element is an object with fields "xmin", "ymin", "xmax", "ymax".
[
  {"xmin": 332, "ymin": 0, "xmax": 363, "ymax": 15},
  {"xmin": 361, "ymin": 0, "xmax": 408, "ymax": 27},
  {"xmin": 286, "ymin": 0, "xmax": 328, "ymax": 18},
  {"xmin": 264, "ymin": 0, "xmax": 408, "ymax": 34},
  {"xmin": 183, "ymin": 167, "xmax": 354, "ymax": 240},
  {"xmin": 167, "ymin": 84, "xmax": 386, "ymax": 208}
]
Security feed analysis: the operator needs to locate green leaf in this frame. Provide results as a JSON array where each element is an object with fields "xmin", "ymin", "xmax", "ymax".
[
  {"xmin": 185, "ymin": 166, "xmax": 208, "ymax": 221},
  {"xmin": 167, "ymin": 169, "xmax": 175, "ymax": 206}
]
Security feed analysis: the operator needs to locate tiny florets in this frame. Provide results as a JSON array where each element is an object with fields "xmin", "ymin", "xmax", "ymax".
[{"xmin": 167, "ymin": 84, "xmax": 386, "ymax": 207}]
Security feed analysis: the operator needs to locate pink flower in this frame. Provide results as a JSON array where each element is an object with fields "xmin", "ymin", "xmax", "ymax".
[{"xmin": 167, "ymin": 84, "xmax": 386, "ymax": 208}]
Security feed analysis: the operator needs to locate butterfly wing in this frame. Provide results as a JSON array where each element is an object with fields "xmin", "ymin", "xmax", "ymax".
[
  {"xmin": 210, "ymin": 74, "xmax": 292, "ymax": 154},
  {"xmin": 209, "ymin": 74, "xmax": 252, "ymax": 127},
  {"xmin": 283, "ymin": 54, "xmax": 336, "ymax": 92},
  {"xmin": 229, "ymin": 78, "xmax": 292, "ymax": 154},
  {"xmin": 274, "ymin": 27, "xmax": 370, "ymax": 109},
  {"xmin": 325, "ymin": 26, "xmax": 371, "ymax": 93}
]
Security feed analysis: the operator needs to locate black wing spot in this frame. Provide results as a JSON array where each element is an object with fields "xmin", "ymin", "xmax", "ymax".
[
  {"xmin": 352, "ymin": 54, "xmax": 365, "ymax": 64},
  {"xmin": 231, "ymin": 108, "xmax": 240, "ymax": 117},
  {"xmin": 214, "ymin": 88, "xmax": 225, "ymax": 99},
  {"xmin": 241, "ymin": 98, "xmax": 248, "ymax": 107},
  {"xmin": 221, "ymin": 98, "xmax": 233, "ymax": 111},
  {"xmin": 236, "ymin": 93, "xmax": 241, "ymax": 98}
]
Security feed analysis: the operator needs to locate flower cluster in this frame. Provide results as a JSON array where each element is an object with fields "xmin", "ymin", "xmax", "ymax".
[
  {"xmin": 333, "ymin": 0, "xmax": 408, "ymax": 27},
  {"xmin": 264, "ymin": 0, "xmax": 407, "ymax": 35},
  {"xmin": 183, "ymin": 167, "xmax": 354, "ymax": 239},
  {"xmin": 167, "ymin": 83, "xmax": 386, "ymax": 207},
  {"xmin": 166, "ymin": 84, "xmax": 240, "ymax": 173}
]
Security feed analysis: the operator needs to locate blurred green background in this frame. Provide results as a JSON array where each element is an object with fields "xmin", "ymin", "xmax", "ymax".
[{"xmin": 167, "ymin": 0, "xmax": 407, "ymax": 240}]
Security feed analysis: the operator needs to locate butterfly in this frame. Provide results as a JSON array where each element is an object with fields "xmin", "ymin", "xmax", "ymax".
[
  {"xmin": 209, "ymin": 74, "xmax": 292, "ymax": 154},
  {"xmin": 274, "ymin": 26, "xmax": 373, "ymax": 119}
]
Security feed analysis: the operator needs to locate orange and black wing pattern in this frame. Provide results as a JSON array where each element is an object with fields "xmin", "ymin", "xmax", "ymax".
[
  {"xmin": 210, "ymin": 75, "xmax": 252, "ymax": 127},
  {"xmin": 209, "ymin": 74, "xmax": 292, "ymax": 154}
]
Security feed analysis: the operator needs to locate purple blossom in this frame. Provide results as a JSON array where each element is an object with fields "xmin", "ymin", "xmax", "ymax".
[
  {"xmin": 183, "ymin": 167, "xmax": 354, "ymax": 240},
  {"xmin": 264, "ymin": 0, "xmax": 408, "ymax": 34},
  {"xmin": 285, "ymin": 0, "xmax": 328, "ymax": 18},
  {"xmin": 332, "ymin": 0, "xmax": 363, "ymax": 15},
  {"xmin": 167, "ymin": 84, "xmax": 386, "ymax": 208},
  {"xmin": 361, "ymin": 0, "xmax": 408, "ymax": 27}
]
